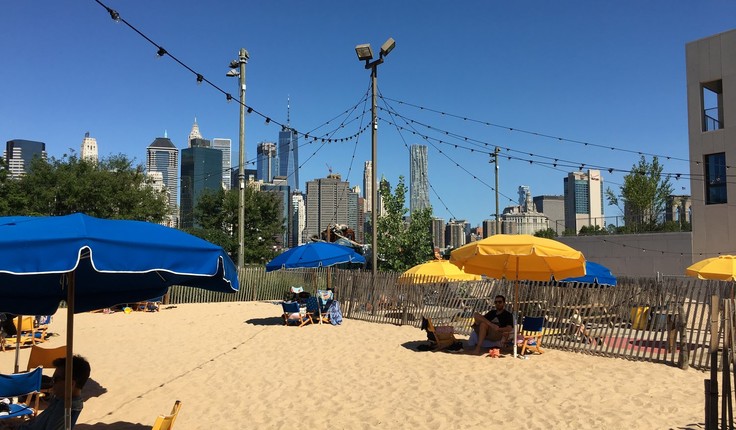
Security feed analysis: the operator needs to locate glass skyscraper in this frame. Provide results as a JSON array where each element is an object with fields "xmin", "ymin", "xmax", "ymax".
[
  {"xmin": 180, "ymin": 140, "xmax": 223, "ymax": 229},
  {"xmin": 146, "ymin": 136, "xmax": 179, "ymax": 226},
  {"xmin": 278, "ymin": 127, "xmax": 299, "ymax": 192}
]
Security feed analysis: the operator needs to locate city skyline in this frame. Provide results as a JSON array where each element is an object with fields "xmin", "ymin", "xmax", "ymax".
[{"xmin": 3, "ymin": 2, "xmax": 735, "ymax": 226}]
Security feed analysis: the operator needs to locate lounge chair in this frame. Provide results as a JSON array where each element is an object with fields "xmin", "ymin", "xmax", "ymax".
[
  {"xmin": 281, "ymin": 301, "xmax": 313, "ymax": 327},
  {"xmin": 0, "ymin": 367, "xmax": 43, "ymax": 420},
  {"xmin": 152, "ymin": 400, "xmax": 182, "ymax": 430},
  {"xmin": 26, "ymin": 344, "xmax": 67, "ymax": 394},
  {"xmin": 519, "ymin": 316, "xmax": 545, "ymax": 355},
  {"xmin": 3, "ymin": 316, "xmax": 46, "ymax": 349},
  {"xmin": 316, "ymin": 290, "xmax": 334, "ymax": 324},
  {"xmin": 420, "ymin": 317, "xmax": 459, "ymax": 351}
]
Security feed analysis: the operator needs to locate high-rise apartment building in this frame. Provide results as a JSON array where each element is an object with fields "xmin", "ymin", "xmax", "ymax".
[
  {"xmin": 363, "ymin": 161, "xmax": 373, "ymax": 213},
  {"xmin": 304, "ymin": 174, "xmax": 351, "ymax": 241},
  {"xmin": 180, "ymin": 140, "xmax": 222, "ymax": 229},
  {"xmin": 278, "ymin": 127, "xmax": 299, "ymax": 192},
  {"xmin": 188, "ymin": 118, "xmax": 203, "ymax": 148},
  {"xmin": 445, "ymin": 219, "xmax": 467, "ymax": 249},
  {"xmin": 291, "ymin": 192, "xmax": 306, "ymax": 247},
  {"xmin": 146, "ymin": 135, "xmax": 179, "ymax": 227},
  {"xmin": 410, "ymin": 144, "xmax": 430, "ymax": 215},
  {"xmin": 80, "ymin": 132, "xmax": 98, "ymax": 162},
  {"xmin": 257, "ymin": 141, "xmax": 279, "ymax": 183},
  {"xmin": 4, "ymin": 139, "xmax": 46, "ymax": 178},
  {"xmin": 563, "ymin": 169, "xmax": 604, "ymax": 234},
  {"xmin": 533, "ymin": 195, "xmax": 565, "ymax": 234},
  {"xmin": 431, "ymin": 217, "xmax": 446, "ymax": 249},
  {"xmin": 212, "ymin": 138, "xmax": 231, "ymax": 190}
]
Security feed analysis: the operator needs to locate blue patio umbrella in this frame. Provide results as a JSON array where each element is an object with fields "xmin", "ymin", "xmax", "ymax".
[
  {"xmin": 0, "ymin": 213, "xmax": 239, "ymax": 429},
  {"xmin": 265, "ymin": 242, "xmax": 366, "ymax": 272},
  {"xmin": 561, "ymin": 261, "xmax": 617, "ymax": 286}
]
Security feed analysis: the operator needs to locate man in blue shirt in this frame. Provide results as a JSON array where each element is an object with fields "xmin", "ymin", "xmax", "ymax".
[{"xmin": 472, "ymin": 295, "xmax": 514, "ymax": 354}]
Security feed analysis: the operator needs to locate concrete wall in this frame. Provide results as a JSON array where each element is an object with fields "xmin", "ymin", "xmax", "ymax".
[{"xmin": 558, "ymin": 232, "xmax": 692, "ymax": 278}]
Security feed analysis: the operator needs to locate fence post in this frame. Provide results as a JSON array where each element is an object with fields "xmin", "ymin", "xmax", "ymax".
[{"xmin": 677, "ymin": 304, "xmax": 689, "ymax": 369}]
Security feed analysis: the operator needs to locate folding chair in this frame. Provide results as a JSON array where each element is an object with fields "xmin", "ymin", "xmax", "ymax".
[
  {"xmin": 519, "ymin": 316, "xmax": 545, "ymax": 355},
  {"xmin": 26, "ymin": 344, "xmax": 67, "ymax": 394},
  {"xmin": 316, "ymin": 290, "xmax": 334, "ymax": 324},
  {"xmin": 152, "ymin": 400, "xmax": 182, "ymax": 430},
  {"xmin": 281, "ymin": 302, "xmax": 313, "ymax": 327},
  {"xmin": 420, "ymin": 317, "xmax": 458, "ymax": 351},
  {"xmin": 0, "ymin": 367, "xmax": 43, "ymax": 420}
]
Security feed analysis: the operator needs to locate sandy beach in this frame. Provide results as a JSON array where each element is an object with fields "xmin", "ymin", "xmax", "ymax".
[{"xmin": 0, "ymin": 301, "xmax": 707, "ymax": 429}]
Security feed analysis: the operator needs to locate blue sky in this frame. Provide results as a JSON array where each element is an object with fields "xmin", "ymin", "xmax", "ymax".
[{"xmin": 2, "ymin": 1, "xmax": 735, "ymax": 227}]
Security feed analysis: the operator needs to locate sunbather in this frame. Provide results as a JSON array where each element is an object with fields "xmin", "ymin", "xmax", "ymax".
[
  {"xmin": 569, "ymin": 309, "xmax": 596, "ymax": 345},
  {"xmin": 471, "ymin": 295, "xmax": 514, "ymax": 354}
]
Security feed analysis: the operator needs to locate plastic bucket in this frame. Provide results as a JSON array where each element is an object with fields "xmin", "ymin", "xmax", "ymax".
[{"xmin": 630, "ymin": 306, "xmax": 649, "ymax": 330}]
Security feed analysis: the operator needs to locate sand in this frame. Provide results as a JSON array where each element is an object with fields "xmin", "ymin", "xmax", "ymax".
[{"xmin": 0, "ymin": 301, "xmax": 707, "ymax": 429}]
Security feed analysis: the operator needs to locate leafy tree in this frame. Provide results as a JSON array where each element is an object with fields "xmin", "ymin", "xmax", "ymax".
[
  {"xmin": 578, "ymin": 225, "xmax": 608, "ymax": 235},
  {"xmin": 186, "ymin": 187, "xmax": 284, "ymax": 264},
  {"xmin": 369, "ymin": 176, "xmax": 434, "ymax": 272},
  {"xmin": 534, "ymin": 228, "xmax": 557, "ymax": 238},
  {"xmin": 0, "ymin": 152, "xmax": 167, "ymax": 221},
  {"xmin": 605, "ymin": 156, "xmax": 673, "ymax": 231}
]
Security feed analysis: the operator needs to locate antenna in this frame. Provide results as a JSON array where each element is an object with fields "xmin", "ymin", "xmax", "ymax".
[{"xmin": 287, "ymin": 96, "xmax": 290, "ymax": 127}]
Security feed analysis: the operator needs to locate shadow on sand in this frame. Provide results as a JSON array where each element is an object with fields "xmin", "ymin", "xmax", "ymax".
[
  {"xmin": 76, "ymin": 422, "xmax": 150, "ymax": 430},
  {"xmin": 245, "ymin": 316, "xmax": 284, "ymax": 326},
  {"xmin": 81, "ymin": 378, "xmax": 107, "ymax": 401}
]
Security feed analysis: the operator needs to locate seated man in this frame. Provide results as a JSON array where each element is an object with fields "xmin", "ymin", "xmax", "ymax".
[
  {"xmin": 471, "ymin": 295, "xmax": 514, "ymax": 354},
  {"xmin": 16, "ymin": 354, "xmax": 91, "ymax": 430}
]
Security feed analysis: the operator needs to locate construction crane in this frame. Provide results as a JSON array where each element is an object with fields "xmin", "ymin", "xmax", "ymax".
[{"xmin": 326, "ymin": 163, "xmax": 333, "ymax": 175}]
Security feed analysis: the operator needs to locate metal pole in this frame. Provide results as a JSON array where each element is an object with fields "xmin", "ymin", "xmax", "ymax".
[
  {"xmin": 371, "ymin": 64, "xmax": 378, "ymax": 278},
  {"xmin": 494, "ymin": 146, "xmax": 500, "ymax": 234},
  {"xmin": 237, "ymin": 48, "xmax": 248, "ymax": 270}
]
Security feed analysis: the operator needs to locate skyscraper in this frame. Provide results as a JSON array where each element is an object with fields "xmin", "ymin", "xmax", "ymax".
[
  {"xmin": 188, "ymin": 118, "xmax": 203, "ymax": 148},
  {"xmin": 363, "ymin": 161, "xmax": 372, "ymax": 213},
  {"xmin": 563, "ymin": 169, "xmax": 604, "ymax": 234},
  {"xmin": 291, "ymin": 192, "xmax": 306, "ymax": 247},
  {"xmin": 180, "ymin": 139, "xmax": 222, "ymax": 229},
  {"xmin": 410, "ymin": 144, "xmax": 430, "ymax": 214},
  {"xmin": 146, "ymin": 135, "xmax": 179, "ymax": 227},
  {"xmin": 278, "ymin": 126, "xmax": 299, "ymax": 191},
  {"xmin": 80, "ymin": 132, "xmax": 98, "ymax": 162},
  {"xmin": 431, "ymin": 217, "xmax": 446, "ymax": 249},
  {"xmin": 4, "ymin": 139, "xmax": 46, "ymax": 178},
  {"xmin": 304, "ymin": 174, "xmax": 351, "ymax": 241},
  {"xmin": 256, "ymin": 141, "xmax": 279, "ymax": 183},
  {"xmin": 260, "ymin": 176, "xmax": 291, "ymax": 249},
  {"xmin": 212, "ymin": 138, "xmax": 232, "ymax": 190}
]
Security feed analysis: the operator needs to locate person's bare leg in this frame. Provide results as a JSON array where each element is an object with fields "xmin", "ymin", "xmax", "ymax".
[{"xmin": 474, "ymin": 323, "xmax": 489, "ymax": 354}]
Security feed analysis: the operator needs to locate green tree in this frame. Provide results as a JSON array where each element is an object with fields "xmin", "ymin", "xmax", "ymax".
[
  {"xmin": 0, "ymin": 152, "xmax": 167, "ymax": 221},
  {"xmin": 534, "ymin": 228, "xmax": 557, "ymax": 238},
  {"xmin": 369, "ymin": 176, "xmax": 434, "ymax": 271},
  {"xmin": 187, "ymin": 187, "xmax": 284, "ymax": 264},
  {"xmin": 605, "ymin": 156, "xmax": 673, "ymax": 231}
]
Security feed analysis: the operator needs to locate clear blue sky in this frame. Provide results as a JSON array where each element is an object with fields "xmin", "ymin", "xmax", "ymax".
[{"xmin": 2, "ymin": 1, "xmax": 735, "ymax": 227}]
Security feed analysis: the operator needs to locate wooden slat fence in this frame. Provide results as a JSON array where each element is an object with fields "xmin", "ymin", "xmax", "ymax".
[{"xmin": 167, "ymin": 266, "xmax": 736, "ymax": 370}]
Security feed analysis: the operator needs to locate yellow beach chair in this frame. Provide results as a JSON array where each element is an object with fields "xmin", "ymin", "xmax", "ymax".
[{"xmin": 152, "ymin": 400, "xmax": 182, "ymax": 430}]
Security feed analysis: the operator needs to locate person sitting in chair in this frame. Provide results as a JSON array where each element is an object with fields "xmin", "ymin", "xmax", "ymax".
[{"xmin": 471, "ymin": 295, "xmax": 514, "ymax": 354}]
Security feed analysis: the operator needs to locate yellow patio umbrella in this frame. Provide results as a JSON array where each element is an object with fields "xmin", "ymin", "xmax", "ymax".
[
  {"xmin": 686, "ymin": 255, "xmax": 736, "ymax": 281},
  {"xmin": 399, "ymin": 259, "xmax": 482, "ymax": 284},
  {"xmin": 450, "ymin": 234, "xmax": 586, "ymax": 357}
]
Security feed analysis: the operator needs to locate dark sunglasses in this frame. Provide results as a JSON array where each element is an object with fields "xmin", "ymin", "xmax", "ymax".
[{"xmin": 494, "ymin": 300, "xmax": 504, "ymax": 304}]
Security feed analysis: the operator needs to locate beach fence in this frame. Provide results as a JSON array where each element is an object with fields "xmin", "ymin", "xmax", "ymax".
[{"xmin": 168, "ymin": 267, "xmax": 736, "ymax": 371}]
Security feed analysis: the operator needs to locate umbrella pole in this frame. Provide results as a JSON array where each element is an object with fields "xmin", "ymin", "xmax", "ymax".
[
  {"xmin": 14, "ymin": 315, "xmax": 22, "ymax": 373},
  {"xmin": 513, "ymin": 260, "xmax": 519, "ymax": 359},
  {"xmin": 64, "ymin": 271, "xmax": 75, "ymax": 430}
]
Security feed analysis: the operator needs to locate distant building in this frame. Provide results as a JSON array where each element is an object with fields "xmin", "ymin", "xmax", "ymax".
[
  {"xmin": 563, "ymin": 169, "xmax": 604, "ymax": 234},
  {"xmin": 230, "ymin": 167, "xmax": 257, "ymax": 190},
  {"xmin": 146, "ymin": 135, "xmax": 179, "ymax": 227},
  {"xmin": 304, "ymin": 174, "xmax": 351, "ymax": 242},
  {"xmin": 686, "ymin": 29, "xmax": 736, "ymax": 257},
  {"xmin": 188, "ymin": 118, "xmax": 203, "ymax": 148},
  {"xmin": 410, "ymin": 144, "xmax": 430, "ymax": 214},
  {"xmin": 80, "ymin": 132, "xmax": 98, "ymax": 162},
  {"xmin": 482, "ymin": 219, "xmax": 499, "ymax": 237},
  {"xmin": 431, "ymin": 217, "xmax": 446, "ymax": 249},
  {"xmin": 211, "ymin": 138, "xmax": 232, "ymax": 190},
  {"xmin": 533, "ymin": 195, "xmax": 565, "ymax": 234},
  {"xmin": 666, "ymin": 195, "xmax": 692, "ymax": 225},
  {"xmin": 291, "ymin": 192, "xmax": 306, "ymax": 247},
  {"xmin": 260, "ymin": 176, "xmax": 291, "ymax": 249},
  {"xmin": 445, "ymin": 219, "xmax": 467, "ymax": 249},
  {"xmin": 278, "ymin": 127, "xmax": 299, "ymax": 192},
  {"xmin": 180, "ymin": 143, "xmax": 223, "ymax": 229},
  {"xmin": 4, "ymin": 139, "xmax": 46, "ymax": 178},
  {"xmin": 363, "ymin": 161, "xmax": 373, "ymax": 213},
  {"xmin": 256, "ymin": 141, "xmax": 279, "ymax": 183}
]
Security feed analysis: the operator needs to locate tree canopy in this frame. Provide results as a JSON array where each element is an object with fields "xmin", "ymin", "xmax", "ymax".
[
  {"xmin": 369, "ymin": 176, "xmax": 434, "ymax": 272},
  {"xmin": 0, "ymin": 152, "xmax": 167, "ymax": 221}
]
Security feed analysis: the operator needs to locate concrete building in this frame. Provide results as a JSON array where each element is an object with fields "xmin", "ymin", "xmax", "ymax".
[
  {"xmin": 445, "ymin": 219, "xmax": 467, "ymax": 249},
  {"xmin": 410, "ymin": 144, "xmax": 430, "ymax": 214},
  {"xmin": 431, "ymin": 217, "xmax": 446, "ymax": 249},
  {"xmin": 80, "ymin": 132, "xmax": 98, "ymax": 162},
  {"xmin": 666, "ymin": 195, "xmax": 692, "ymax": 225},
  {"xmin": 212, "ymin": 138, "xmax": 231, "ymax": 190},
  {"xmin": 146, "ymin": 135, "xmax": 179, "ymax": 227},
  {"xmin": 363, "ymin": 161, "xmax": 373, "ymax": 213},
  {"xmin": 564, "ymin": 169, "xmax": 605, "ymax": 234},
  {"xmin": 4, "ymin": 139, "xmax": 46, "ymax": 178},
  {"xmin": 533, "ymin": 195, "xmax": 565, "ymax": 234},
  {"xmin": 180, "ymin": 139, "xmax": 222, "ymax": 229},
  {"xmin": 304, "ymin": 174, "xmax": 351, "ymax": 242},
  {"xmin": 260, "ymin": 176, "xmax": 291, "ymax": 250},
  {"xmin": 686, "ymin": 29, "xmax": 736, "ymax": 257},
  {"xmin": 256, "ymin": 141, "xmax": 279, "ymax": 183},
  {"xmin": 291, "ymin": 192, "xmax": 306, "ymax": 247}
]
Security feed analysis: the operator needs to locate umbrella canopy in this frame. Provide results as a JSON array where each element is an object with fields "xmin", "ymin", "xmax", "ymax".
[
  {"xmin": 449, "ymin": 234, "xmax": 586, "ymax": 281},
  {"xmin": 686, "ymin": 255, "xmax": 736, "ymax": 281},
  {"xmin": 0, "ymin": 213, "xmax": 239, "ymax": 429},
  {"xmin": 265, "ymin": 242, "xmax": 366, "ymax": 272},
  {"xmin": 399, "ymin": 259, "xmax": 482, "ymax": 284},
  {"xmin": 561, "ymin": 261, "xmax": 617, "ymax": 286}
]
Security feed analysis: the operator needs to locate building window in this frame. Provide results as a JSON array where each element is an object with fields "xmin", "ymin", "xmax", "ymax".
[
  {"xmin": 702, "ymin": 80, "xmax": 723, "ymax": 132},
  {"xmin": 705, "ymin": 152, "xmax": 727, "ymax": 205}
]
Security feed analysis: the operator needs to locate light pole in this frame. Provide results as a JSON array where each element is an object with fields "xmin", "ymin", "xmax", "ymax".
[
  {"xmin": 492, "ymin": 146, "xmax": 501, "ymax": 234},
  {"xmin": 355, "ymin": 37, "xmax": 395, "ymax": 279},
  {"xmin": 227, "ymin": 48, "xmax": 249, "ymax": 270}
]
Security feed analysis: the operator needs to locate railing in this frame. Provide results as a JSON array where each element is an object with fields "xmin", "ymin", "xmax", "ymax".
[
  {"xmin": 168, "ymin": 266, "xmax": 734, "ymax": 370},
  {"xmin": 704, "ymin": 108, "xmax": 722, "ymax": 132}
]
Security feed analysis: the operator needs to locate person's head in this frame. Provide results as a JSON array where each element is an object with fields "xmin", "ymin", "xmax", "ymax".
[
  {"xmin": 52, "ymin": 355, "xmax": 91, "ymax": 397},
  {"xmin": 494, "ymin": 295, "xmax": 506, "ymax": 311}
]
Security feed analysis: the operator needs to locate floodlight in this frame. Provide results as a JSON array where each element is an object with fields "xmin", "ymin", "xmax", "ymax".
[
  {"xmin": 355, "ymin": 44, "xmax": 373, "ymax": 61},
  {"xmin": 380, "ymin": 38, "xmax": 395, "ymax": 57},
  {"xmin": 226, "ymin": 69, "xmax": 239, "ymax": 77},
  {"xmin": 229, "ymin": 60, "xmax": 239, "ymax": 69}
]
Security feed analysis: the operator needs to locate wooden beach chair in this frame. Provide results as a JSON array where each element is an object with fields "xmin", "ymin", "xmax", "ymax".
[
  {"xmin": 281, "ymin": 302, "xmax": 313, "ymax": 327},
  {"xmin": 26, "ymin": 344, "xmax": 67, "ymax": 394},
  {"xmin": 519, "ymin": 316, "xmax": 545, "ymax": 355},
  {"xmin": 152, "ymin": 400, "xmax": 182, "ymax": 430},
  {"xmin": 421, "ymin": 317, "xmax": 458, "ymax": 351},
  {"xmin": 4, "ymin": 316, "xmax": 45, "ymax": 349}
]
